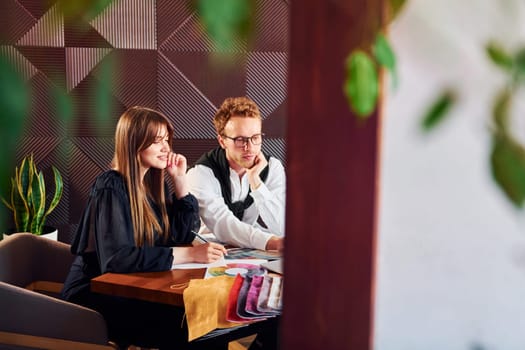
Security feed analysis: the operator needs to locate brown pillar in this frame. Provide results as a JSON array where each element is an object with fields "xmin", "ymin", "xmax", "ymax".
[{"xmin": 282, "ymin": 1, "xmax": 383, "ymax": 349}]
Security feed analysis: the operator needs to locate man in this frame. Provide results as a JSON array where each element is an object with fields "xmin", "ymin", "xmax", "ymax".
[{"xmin": 187, "ymin": 96, "xmax": 285, "ymax": 251}]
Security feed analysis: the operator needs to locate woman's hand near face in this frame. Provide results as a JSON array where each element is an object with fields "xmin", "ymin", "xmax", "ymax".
[
  {"xmin": 166, "ymin": 152, "xmax": 189, "ymax": 198},
  {"xmin": 166, "ymin": 152, "xmax": 187, "ymax": 177}
]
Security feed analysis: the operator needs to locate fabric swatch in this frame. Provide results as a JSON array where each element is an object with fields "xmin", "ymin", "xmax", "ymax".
[
  {"xmin": 267, "ymin": 275, "xmax": 283, "ymax": 310},
  {"xmin": 183, "ymin": 275, "xmax": 239, "ymax": 341},
  {"xmin": 237, "ymin": 275, "xmax": 268, "ymax": 319},
  {"xmin": 256, "ymin": 275, "xmax": 274, "ymax": 313},
  {"xmin": 226, "ymin": 274, "xmax": 251, "ymax": 323}
]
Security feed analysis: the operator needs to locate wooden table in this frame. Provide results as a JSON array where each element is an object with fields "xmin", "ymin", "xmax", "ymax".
[
  {"xmin": 91, "ymin": 268, "xmax": 280, "ymax": 348},
  {"xmin": 91, "ymin": 268, "xmax": 205, "ymax": 306}
]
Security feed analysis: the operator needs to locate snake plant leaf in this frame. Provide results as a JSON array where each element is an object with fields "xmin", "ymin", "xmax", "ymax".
[
  {"xmin": 12, "ymin": 176, "xmax": 29, "ymax": 231},
  {"xmin": 19, "ymin": 156, "xmax": 32, "ymax": 204},
  {"xmin": 373, "ymin": 32, "xmax": 398, "ymax": 89},
  {"xmin": 1, "ymin": 154, "xmax": 63, "ymax": 235},
  {"xmin": 0, "ymin": 194, "xmax": 12, "ymax": 211},
  {"xmin": 46, "ymin": 166, "xmax": 63, "ymax": 216},
  {"xmin": 30, "ymin": 172, "xmax": 46, "ymax": 234},
  {"xmin": 12, "ymin": 160, "xmax": 32, "ymax": 232},
  {"xmin": 421, "ymin": 90, "xmax": 456, "ymax": 131},
  {"xmin": 490, "ymin": 133, "xmax": 525, "ymax": 207},
  {"xmin": 343, "ymin": 50, "xmax": 379, "ymax": 118},
  {"xmin": 486, "ymin": 41, "xmax": 514, "ymax": 72}
]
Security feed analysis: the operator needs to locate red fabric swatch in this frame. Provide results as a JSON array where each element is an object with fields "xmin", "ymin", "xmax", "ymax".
[{"xmin": 226, "ymin": 274, "xmax": 253, "ymax": 323}]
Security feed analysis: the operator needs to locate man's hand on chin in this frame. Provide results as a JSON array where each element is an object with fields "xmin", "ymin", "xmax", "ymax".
[{"xmin": 247, "ymin": 153, "xmax": 268, "ymax": 190}]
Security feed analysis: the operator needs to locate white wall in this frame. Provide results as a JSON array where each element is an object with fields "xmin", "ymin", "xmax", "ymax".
[{"xmin": 376, "ymin": 1, "xmax": 525, "ymax": 349}]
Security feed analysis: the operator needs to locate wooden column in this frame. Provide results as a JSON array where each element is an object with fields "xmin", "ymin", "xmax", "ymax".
[{"xmin": 282, "ymin": 1, "xmax": 383, "ymax": 349}]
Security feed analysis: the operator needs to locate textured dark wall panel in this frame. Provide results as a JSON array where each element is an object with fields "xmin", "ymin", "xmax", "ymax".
[{"xmin": 1, "ymin": 0, "xmax": 289, "ymax": 243}]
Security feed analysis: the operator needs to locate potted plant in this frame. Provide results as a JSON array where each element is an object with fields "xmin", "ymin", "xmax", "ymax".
[{"xmin": 0, "ymin": 154, "xmax": 63, "ymax": 240}]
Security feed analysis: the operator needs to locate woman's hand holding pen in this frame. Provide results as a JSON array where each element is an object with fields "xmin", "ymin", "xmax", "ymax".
[
  {"xmin": 191, "ymin": 242, "xmax": 227, "ymax": 263},
  {"xmin": 172, "ymin": 242, "xmax": 227, "ymax": 264}
]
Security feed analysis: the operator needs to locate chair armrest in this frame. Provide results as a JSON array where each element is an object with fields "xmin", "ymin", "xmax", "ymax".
[
  {"xmin": 0, "ymin": 281, "xmax": 109, "ymax": 345},
  {"xmin": 0, "ymin": 331, "xmax": 117, "ymax": 350}
]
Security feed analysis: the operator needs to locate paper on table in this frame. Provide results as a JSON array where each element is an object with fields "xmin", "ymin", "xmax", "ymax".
[
  {"xmin": 260, "ymin": 259, "xmax": 283, "ymax": 274},
  {"xmin": 225, "ymin": 248, "xmax": 281, "ymax": 260},
  {"xmin": 172, "ymin": 258, "xmax": 268, "ymax": 270}
]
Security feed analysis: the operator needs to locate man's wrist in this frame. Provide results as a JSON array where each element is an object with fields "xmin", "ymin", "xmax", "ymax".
[{"xmin": 265, "ymin": 236, "xmax": 283, "ymax": 251}]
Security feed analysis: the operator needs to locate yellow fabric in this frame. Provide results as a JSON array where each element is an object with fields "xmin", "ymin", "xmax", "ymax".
[{"xmin": 183, "ymin": 275, "xmax": 239, "ymax": 341}]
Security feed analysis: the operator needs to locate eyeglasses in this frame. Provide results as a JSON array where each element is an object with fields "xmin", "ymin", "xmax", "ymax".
[{"xmin": 222, "ymin": 133, "xmax": 265, "ymax": 148}]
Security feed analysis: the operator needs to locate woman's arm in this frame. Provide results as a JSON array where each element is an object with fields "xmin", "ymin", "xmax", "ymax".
[{"xmin": 92, "ymin": 185, "xmax": 173, "ymax": 273}]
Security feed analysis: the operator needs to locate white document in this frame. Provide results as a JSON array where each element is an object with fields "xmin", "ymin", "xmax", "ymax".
[
  {"xmin": 172, "ymin": 258, "xmax": 268, "ymax": 270},
  {"xmin": 261, "ymin": 259, "xmax": 283, "ymax": 274}
]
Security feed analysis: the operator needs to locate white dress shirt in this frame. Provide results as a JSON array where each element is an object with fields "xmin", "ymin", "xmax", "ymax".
[{"xmin": 187, "ymin": 157, "xmax": 286, "ymax": 250}]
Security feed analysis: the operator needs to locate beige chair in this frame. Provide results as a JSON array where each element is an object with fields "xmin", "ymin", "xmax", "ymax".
[{"xmin": 0, "ymin": 232, "xmax": 117, "ymax": 350}]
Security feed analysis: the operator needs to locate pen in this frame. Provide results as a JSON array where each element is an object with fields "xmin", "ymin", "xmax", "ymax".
[{"xmin": 191, "ymin": 230, "xmax": 208, "ymax": 243}]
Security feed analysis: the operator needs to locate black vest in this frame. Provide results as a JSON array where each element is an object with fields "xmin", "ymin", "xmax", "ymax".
[{"xmin": 194, "ymin": 147, "xmax": 269, "ymax": 220}]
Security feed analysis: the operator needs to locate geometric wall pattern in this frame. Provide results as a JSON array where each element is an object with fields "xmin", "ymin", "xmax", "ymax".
[{"xmin": 0, "ymin": 0, "xmax": 289, "ymax": 242}]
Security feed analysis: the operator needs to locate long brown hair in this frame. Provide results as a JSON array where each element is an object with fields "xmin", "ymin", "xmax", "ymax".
[{"xmin": 112, "ymin": 106, "xmax": 174, "ymax": 246}]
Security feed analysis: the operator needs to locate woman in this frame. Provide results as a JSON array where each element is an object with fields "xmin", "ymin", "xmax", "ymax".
[{"xmin": 61, "ymin": 106, "xmax": 227, "ymax": 349}]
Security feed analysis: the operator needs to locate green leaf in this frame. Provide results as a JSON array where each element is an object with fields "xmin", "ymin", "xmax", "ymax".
[
  {"xmin": 343, "ymin": 50, "xmax": 379, "ymax": 118},
  {"xmin": 373, "ymin": 32, "xmax": 398, "ymax": 89},
  {"xmin": 93, "ymin": 58, "xmax": 115, "ymax": 133},
  {"xmin": 196, "ymin": 0, "xmax": 254, "ymax": 52},
  {"xmin": 19, "ymin": 157, "xmax": 32, "ymax": 205},
  {"xmin": 53, "ymin": 86, "xmax": 74, "ymax": 125},
  {"xmin": 492, "ymin": 88, "xmax": 512, "ymax": 132},
  {"xmin": 30, "ymin": 172, "xmax": 46, "ymax": 234},
  {"xmin": 514, "ymin": 47, "xmax": 525, "ymax": 81},
  {"xmin": 486, "ymin": 41, "xmax": 514, "ymax": 71},
  {"xmin": 421, "ymin": 90, "xmax": 456, "ymax": 131},
  {"xmin": 490, "ymin": 133, "xmax": 525, "ymax": 207},
  {"xmin": 389, "ymin": 0, "xmax": 407, "ymax": 20},
  {"xmin": 12, "ymin": 177, "xmax": 29, "ymax": 232},
  {"xmin": 2, "ymin": 154, "xmax": 63, "ymax": 234},
  {"xmin": 58, "ymin": 0, "xmax": 114, "ymax": 21},
  {"xmin": 0, "ymin": 55, "xmax": 29, "ymax": 197},
  {"xmin": 45, "ymin": 166, "xmax": 63, "ymax": 216}
]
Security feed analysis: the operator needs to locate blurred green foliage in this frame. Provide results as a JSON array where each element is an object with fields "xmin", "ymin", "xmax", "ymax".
[
  {"xmin": 374, "ymin": 32, "xmax": 398, "ymax": 88},
  {"xmin": 344, "ymin": 50, "xmax": 379, "ymax": 118},
  {"xmin": 0, "ymin": 1, "xmax": 115, "ymax": 230},
  {"xmin": 93, "ymin": 56, "xmax": 116, "ymax": 133},
  {"xmin": 340, "ymin": 0, "xmax": 525, "ymax": 210},
  {"xmin": 342, "ymin": 0, "xmax": 405, "ymax": 119},
  {"xmin": 343, "ymin": 32, "xmax": 396, "ymax": 118},
  {"xmin": 389, "ymin": 0, "xmax": 407, "ymax": 19},
  {"xmin": 486, "ymin": 42, "xmax": 525, "ymax": 207},
  {"xmin": 57, "ymin": 0, "xmax": 114, "ymax": 20},
  {"xmin": 194, "ymin": 0, "xmax": 255, "ymax": 55},
  {"xmin": 0, "ymin": 55, "xmax": 30, "ymax": 227},
  {"xmin": 420, "ymin": 90, "xmax": 456, "ymax": 131}
]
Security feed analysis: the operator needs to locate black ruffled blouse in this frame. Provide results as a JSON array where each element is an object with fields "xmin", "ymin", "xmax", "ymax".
[{"xmin": 61, "ymin": 170, "xmax": 199, "ymax": 301}]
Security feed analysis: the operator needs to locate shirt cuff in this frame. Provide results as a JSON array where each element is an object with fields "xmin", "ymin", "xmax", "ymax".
[
  {"xmin": 172, "ymin": 193, "xmax": 198, "ymax": 211},
  {"xmin": 250, "ymin": 183, "xmax": 272, "ymax": 202},
  {"xmin": 252, "ymin": 230, "xmax": 274, "ymax": 250}
]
